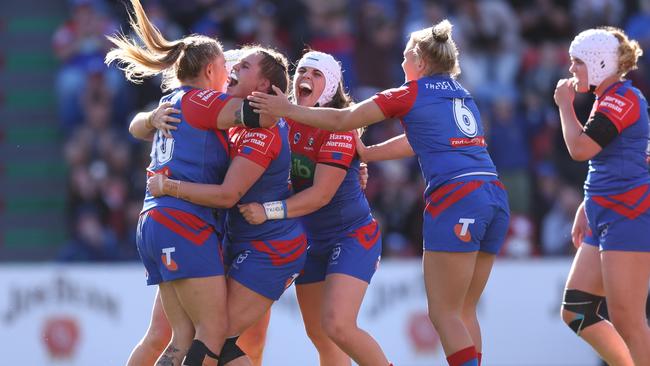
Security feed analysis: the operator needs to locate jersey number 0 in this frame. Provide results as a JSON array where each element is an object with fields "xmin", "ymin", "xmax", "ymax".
[{"xmin": 152, "ymin": 130, "xmax": 175, "ymax": 165}]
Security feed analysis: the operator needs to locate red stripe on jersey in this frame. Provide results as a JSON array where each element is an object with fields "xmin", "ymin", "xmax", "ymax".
[
  {"xmin": 592, "ymin": 184, "xmax": 650, "ymax": 219},
  {"xmin": 149, "ymin": 208, "xmax": 214, "ymax": 245},
  {"xmin": 491, "ymin": 180, "xmax": 506, "ymax": 190},
  {"xmin": 348, "ymin": 219, "xmax": 380, "ymax": 250},
  {"xmin": 251, "ymin": 233, "xmax": 307, "ymax": 266},
  {"xmin": 426, "ymin": 181, "xmax": 484, "ymax": 218}
]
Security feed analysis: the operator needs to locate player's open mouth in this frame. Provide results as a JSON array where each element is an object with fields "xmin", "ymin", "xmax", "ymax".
[
  {"xmin": 228, "ymin": 72, "xmax": 239, "ymax": 87},
  {"xmin": 298, "ymin": 82, "xmax": 312, "ymax": 98}
]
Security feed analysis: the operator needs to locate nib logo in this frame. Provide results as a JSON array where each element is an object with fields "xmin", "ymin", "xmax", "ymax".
[
  {"xmin": 454, "ymin": 218, "xmax": 475, "ymax": 242},
  {"xmin": 161, "ymin": 247, "xmax": 178, "ymax": 271}
]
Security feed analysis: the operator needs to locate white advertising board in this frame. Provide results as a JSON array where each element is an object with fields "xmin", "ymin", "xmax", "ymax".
[{"xmin": 0, "ymin": 260, "xmax": 600, "ymax": 365}]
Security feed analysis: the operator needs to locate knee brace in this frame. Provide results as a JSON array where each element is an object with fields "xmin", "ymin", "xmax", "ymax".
[
  {"xmin": 217, "ymin": 336, "xmax": 246, "ymax": 366},
  {"xmin": 562, "ymin": 289, "xmax": 606, "ymax": 335},
  {"xmin": 183, "ymin": 339, "xmax": 219, "ymax": 366}
]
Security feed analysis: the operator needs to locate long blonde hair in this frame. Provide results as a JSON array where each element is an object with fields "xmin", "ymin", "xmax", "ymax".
[
  {"xmin": 410, "ymin": 19, "xmax": 460, "ymax": 78},
  {"xmin": 105, "ymin": 0, "xmax": 223, "ymax": 91}
]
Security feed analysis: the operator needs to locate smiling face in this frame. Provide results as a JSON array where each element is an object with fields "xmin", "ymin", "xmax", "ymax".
[
  {"xmin": 401, "ymin": 38, "xmax": 422, "ymax": 82},
  {"xmin": 293, "ymin": 66, "xmax": 326, "ymax": 107},
  {"xmin": 226, "ymin": 51, "xmax": 269, "ymax": 98},
  {"xmin": 569, "ymin": 57, "xmax": 590, "ymax": 93}
]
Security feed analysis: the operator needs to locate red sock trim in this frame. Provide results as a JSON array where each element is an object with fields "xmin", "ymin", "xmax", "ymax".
[
  {"xmin": 478, "ymin": 352, "xmax": 482, "ymax": 366},
  {"xmin": 447, "ymin": 346, "xmax": 477, "ymax": 366}
]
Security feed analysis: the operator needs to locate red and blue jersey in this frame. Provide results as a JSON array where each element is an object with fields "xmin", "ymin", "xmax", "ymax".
[
  {"xmin": 142, "ymin": 87, "xmax": 231, "ymax": 232},
  {"xmin": 585, "ymin": 80, "xmax": 650, "ymax": 196},
  {"xmin": 226, "ymin": 119, "xmax": 300, "ymax": 241},
  {"xmin": 372, "ymin": 75, "xmax": 498, "ymax": 197},
  {"xmin": 287, "ymin": 119, "xmax": 371, "ymax": 238}
]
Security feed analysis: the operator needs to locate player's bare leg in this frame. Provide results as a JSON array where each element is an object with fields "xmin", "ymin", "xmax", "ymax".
[
  {"xmin": 221, "ymin": 278, "xmax": 274, "ymax": 366},
  {"xmin": 461, "ymin": 251, "xmax": 495, "ymax": 359},
  {"xmin": 423, "ymin": 251, "xmax": 476, "ymax": 356},
  {"xmin": 127, "ymin": 290, "xmax": 172, "ymax": 366},
  {"xmin": 601, "ymin": 250, "xmax": 650, "ymax": 366},
  {"xmin": 563, "ymin": 245, "xmax": 633, "ymax": 366},
  {"xmin": 321, "ymin": 274, "xmax": 389, "ymax": 366},
  {"xmin": 297, "ymin": 282, "xmax": 351, "ymax": 366},
  {"xmin": 237, "ymin": 308, "xmax": 270, "ymax": 366}
]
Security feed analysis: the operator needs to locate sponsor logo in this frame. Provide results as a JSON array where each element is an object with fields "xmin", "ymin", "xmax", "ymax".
[
  {"xmin": 408, "ymin": 312, "xmax": 440, "ymax": 353},
  {"xmin": 292, "ymin": 155, "xmax": 315, "ymax": 179},
  {"xmin": 454, "ymin": 218, "xmax": 475, "ymax": 242},
  {"xmin": 321, "ymin": 133, "xmax": 354, "ymax": 155},
  {"xmin": 293, "ymin": 132, "xmax": 301, "ymax": 144},
  {"xmin": 330, "ymin": 245, "xmax": 342, "ymax": 262},
  {"xmin": 449, "ymin": 136, "xmax": 486, "ymax": 148},
  {"xmin": 241, "ymin": 130, "xmax": 274, "ymax": 155},
  {"xmin": 307, "ymin": 137, "xmax": 315, "ymax": 147},
  {"xmin": 43, "ymin": 316, "xmax": 79, "ymax": 359},
  {"xmin": 161, "ymin": 247, "xmax": 178, "ymax": 271},
  {"xmin": 600, "ymin": 94, "xmax": 633, "ymax": 119},
  {"xmin": 189, "ymin": 89, "xmax": 221, "ymax": 108}
]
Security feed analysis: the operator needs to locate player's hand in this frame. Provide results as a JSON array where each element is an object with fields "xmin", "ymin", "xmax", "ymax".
[
  {"xmin": 238, "ymin": 203, "xmax": 267, "ymax": 225},
  {"xmin": 358, "ymin": 163, "xmax": 369, "ymax": 190},
  {"xmin": 248, "ymin": 85, "xmax": 292, "ymax": 117},
  {"xmin": 150, "ymin": 102, "xmax": 181, "ymax": 138},
  {"xmin": 554, "ymin": 78, "xmax": 576, "ymax": 107},
  {"xmin": 571, "ymin": 201, "xmax": 588, "ymax": 249},
  {"xmin": 147, "ymin": 174, "xmax": 168, "ymax": 197}
]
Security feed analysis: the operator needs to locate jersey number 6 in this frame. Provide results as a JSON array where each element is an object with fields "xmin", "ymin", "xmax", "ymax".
[{"xmin": 453, "ymin": 98, "xmax": 478, "ymax": 138}]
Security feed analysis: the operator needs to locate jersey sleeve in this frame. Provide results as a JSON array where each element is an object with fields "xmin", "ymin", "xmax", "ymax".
[
  {"xmin": 371, "ymin": 81, "xmax": 418, "ymax": 119},
  {"xmin": 316, "ymin": 131, "xmax": 356, "ymax": 169},
  {"xmin": 595, "ymin": 90, "xmax": 641, "ymax": 132},
  {"xmin": 181, "ymin": 89, "xmax": 233, "ymax": 130},
  {"xmin": 234, "ymin": 128, "xmax": 280, "ymax": 169}
]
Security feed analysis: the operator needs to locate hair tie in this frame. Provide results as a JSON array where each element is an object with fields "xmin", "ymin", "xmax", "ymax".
[{"xmin": 432, "ymin": 28, "xmax": 448, "ymax": 42}]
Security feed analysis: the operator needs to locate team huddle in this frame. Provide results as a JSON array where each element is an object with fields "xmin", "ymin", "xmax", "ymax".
[{"xmin": 105, "ymin": 0, "xmax": 650, "ymax": 365}]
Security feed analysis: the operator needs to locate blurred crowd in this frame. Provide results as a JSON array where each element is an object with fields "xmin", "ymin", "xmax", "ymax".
[{"xmin": 55, "ymin": 0, "xmax": 650, "ymax": 262}]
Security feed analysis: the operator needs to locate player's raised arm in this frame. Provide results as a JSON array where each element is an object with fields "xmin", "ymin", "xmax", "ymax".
[{"xmin": 249, "ymin": 86, "xmax": 386, "ymax": 132}]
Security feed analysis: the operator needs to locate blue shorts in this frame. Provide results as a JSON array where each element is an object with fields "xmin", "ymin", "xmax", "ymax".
[
  {"xmin": 583, "ymin": 184, "xmax": 650, "ymax": 252},
  {"xmin": 137, "ymin": 208, "xmax": 224, "ymax": 285},
  {"xmin": 296, "ymin": 217, "xmax": 382, "ymax": 285},
  {"xmin": 423, "ymin": 179, "xmax": 510, "ymax": 254},
  {"xmin": 224, "ymin": 224, "xmax": 307, "ymax": 300}
]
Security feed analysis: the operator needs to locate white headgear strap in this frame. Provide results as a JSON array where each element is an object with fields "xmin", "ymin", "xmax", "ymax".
[
  {"xmin": 295, "ymin": 51, "xmax": 342, "ymax": 106},
  {"xmin": 221, "ymin": 49, "xmax": 244, "ymax": 92},
  {"xmin": 569, "ymin": 29, "xmax": 619, "ymax": 87}
]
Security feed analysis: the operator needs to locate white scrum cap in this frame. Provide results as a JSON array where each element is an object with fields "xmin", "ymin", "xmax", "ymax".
[
  {"xmin": 295, "ymin": 51, "xmax": 342, "ymax": 106},
  {"xmin": 224, "ymin": 49, "xmax": 244, "ymax": 75},
  {"xmin": 569, "ymin": 29, "xmax": 619, "ymax": 87}
]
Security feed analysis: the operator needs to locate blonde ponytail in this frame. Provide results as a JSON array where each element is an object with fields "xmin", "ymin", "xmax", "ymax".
[{"xmin": 105, "ymin": 0, "xmax": 222, "ymax": 91}]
